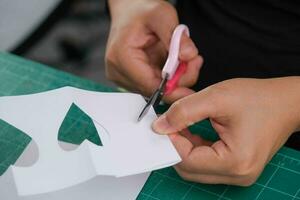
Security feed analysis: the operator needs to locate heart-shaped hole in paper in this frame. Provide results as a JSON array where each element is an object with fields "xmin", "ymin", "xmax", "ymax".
[{"xmin": 58, "ymin": 103, "xmax": 107, "ymax": 151}]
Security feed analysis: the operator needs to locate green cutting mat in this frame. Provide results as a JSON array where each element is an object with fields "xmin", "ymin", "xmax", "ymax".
[{"xmin": 0, "ymin": 52, "xmax": 300, "ymax": 200}]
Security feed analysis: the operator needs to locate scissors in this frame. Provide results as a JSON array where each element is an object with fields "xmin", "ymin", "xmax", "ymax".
[{"xmin": 137, "ymin": 24, "xmax": 190, "ymax": 122}]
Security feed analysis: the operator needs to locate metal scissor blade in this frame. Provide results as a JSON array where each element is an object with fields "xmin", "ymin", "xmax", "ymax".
[
  {"xmin": 137, "ymin": 75, "xmax": 168, "ymax": 122},
  {"xmin": 137, "ymin": 89, "xmax": 160, "ymax": 121}
]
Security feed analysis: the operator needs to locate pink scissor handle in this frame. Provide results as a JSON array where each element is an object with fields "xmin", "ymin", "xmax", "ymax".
[
  {"xmin": 162, "ymin": 24, "xmax": 190, "ymax": 80},
  {"xmin": 165, "ymin": 62, "xmax": 188, "ymax": 95}
]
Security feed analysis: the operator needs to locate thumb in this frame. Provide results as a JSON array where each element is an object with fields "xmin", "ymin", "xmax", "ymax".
[{"xmin": 152, "ymin": 90, "xmax": 215, "ymax": 134}]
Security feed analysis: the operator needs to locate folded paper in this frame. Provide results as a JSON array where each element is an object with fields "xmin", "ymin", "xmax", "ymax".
[{"xmin": 0, "ymin": 87, "xmax": 181, "ymax": 199}]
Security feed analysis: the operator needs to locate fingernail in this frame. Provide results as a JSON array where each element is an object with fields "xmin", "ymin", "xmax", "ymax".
[{"xmin": 152, "ymin": 114, "xmax": 176, "ymax": 134}]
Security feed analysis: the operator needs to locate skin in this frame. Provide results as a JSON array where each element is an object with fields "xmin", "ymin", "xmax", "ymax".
[
  {"xmin": 152, "ymin": 77, "xmax": 300, "ymax": 186},
  {"xmin": 106, "ymin": 0, "xmax": 203, "ymax": 103},
  {"xmin": 106, "ymin": 0, "xmax": 300, "ymax": 186}
]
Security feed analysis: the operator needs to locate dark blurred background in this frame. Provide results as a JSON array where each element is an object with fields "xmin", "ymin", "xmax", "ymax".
[{"xmin": 1, "ymin": 0, "xmax": 115, "ymax": 87}]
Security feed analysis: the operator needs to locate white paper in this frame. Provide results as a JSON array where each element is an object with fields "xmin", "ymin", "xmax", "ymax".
[
  {"xmin": 0, "ymin": 87, "xmax": 181, "ymax": 199},
  {"xmin": 0, "ymin": 168, "xmax": 149, "ymax": 200}
]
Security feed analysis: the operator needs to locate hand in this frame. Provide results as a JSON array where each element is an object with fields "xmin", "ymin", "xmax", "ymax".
[
  {"xmin": 152, "ymin": 77, "xmax": 300, "ymax": 186},
  {"xmin": 105, "ymin": 0, "xmax": 203, "ymax": 103}
]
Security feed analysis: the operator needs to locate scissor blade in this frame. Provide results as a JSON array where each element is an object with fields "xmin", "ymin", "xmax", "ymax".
[
  {"xmin": 137, "ymin": 89, "xmax": 161, "ymax": 122},
  {"xmin": 137, "ymin": 104, "xmax": 151, "ymax": 122},
  {"xmin": 137, "ymin": 75, "xmax": 168, "ymax": 122}
]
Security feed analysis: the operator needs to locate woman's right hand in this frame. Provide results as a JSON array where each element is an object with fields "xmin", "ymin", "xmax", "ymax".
[{"xmin": 105, "ymin": 0, "xmax": 203, "ymax": 103}]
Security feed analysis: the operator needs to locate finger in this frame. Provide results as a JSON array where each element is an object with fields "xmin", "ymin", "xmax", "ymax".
[
  {"xmin": 175, "ymin": 166, "xmax": 229, "ymax": 184},
  {"xmin": 180, "ymin": 129, "xmax": 212, "ymax": 146},
  {"xmin": 179, "ymin": 34, "xmax": 199, "ymax": 61},
  {"xmin": 163, "ymin": 87, "xmax": 195, "ymax": 103},
  {"xmin": 106, "ymin": 62, "xmax": 142, "ymax": 92},
  {"xmin": 145, "ymin": 41, "xmax": 168, "ymax": 68},
  {"xmin": 168, "ymin": 134, "xmax": 194, "ymax": 159},
  {"xmin": 178, "ymin": 56, "xmax": 203, "ymax": 87},
  {"xmin": 174, "ymin": 166, "xmax": 243, "ymax": 185},
  {"xmin": 152, "ymin": 90, "xmax": 216, "ymax": 134},
  {"xmin": 146, "ymin": 4, "xmax": 179, "ymax": 50},
  {"xmin": 119, "ymin": 48, "xmax": 162, "ymax": 96},
  {"xmin": 169, "ymin": 134, "xmax": 230, "ymax": 175}
]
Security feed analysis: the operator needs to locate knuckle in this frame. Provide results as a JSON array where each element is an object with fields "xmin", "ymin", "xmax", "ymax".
[
  {"xmin": 177, "ymin": 161, "xmax": 193, "ymax": 172},
  {"xmin": 180, "ymin": 174, "xmax": 192, "ymax": 182},
  {"xmin": 168, "ymin": 100, "xmax": 189, "ymax": 126},
  {"xmin": 239, "ymin": 177, "xmax": 257, "ymax": 187},
  {"xmin": 175, "ymin": 168, "xmax": 192, "ymax": 182},
  {"xmin": 227, "ymin": 159, "xmax": 259, "ymax": 186},
  {"xmin": 204, "ymin": 84, "xmax": 228, "ymax": 110},
  {"xmin": 237, "ymin": 162, "xmax": 261, "ymax": 186},
  {"xmin": 230, "ymin": 157, "xmax": 257, "ymax": 178}
]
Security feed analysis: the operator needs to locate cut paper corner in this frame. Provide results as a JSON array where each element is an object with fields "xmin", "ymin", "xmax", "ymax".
[{"xmin": 0, "ymin": 86, "xmax": 180, "ymax": 199}]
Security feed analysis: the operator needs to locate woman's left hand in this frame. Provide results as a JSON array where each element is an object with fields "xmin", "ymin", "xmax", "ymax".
[{"xmin": 153, "ymin": 77, "xmax": 300, "ymax": 186}]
